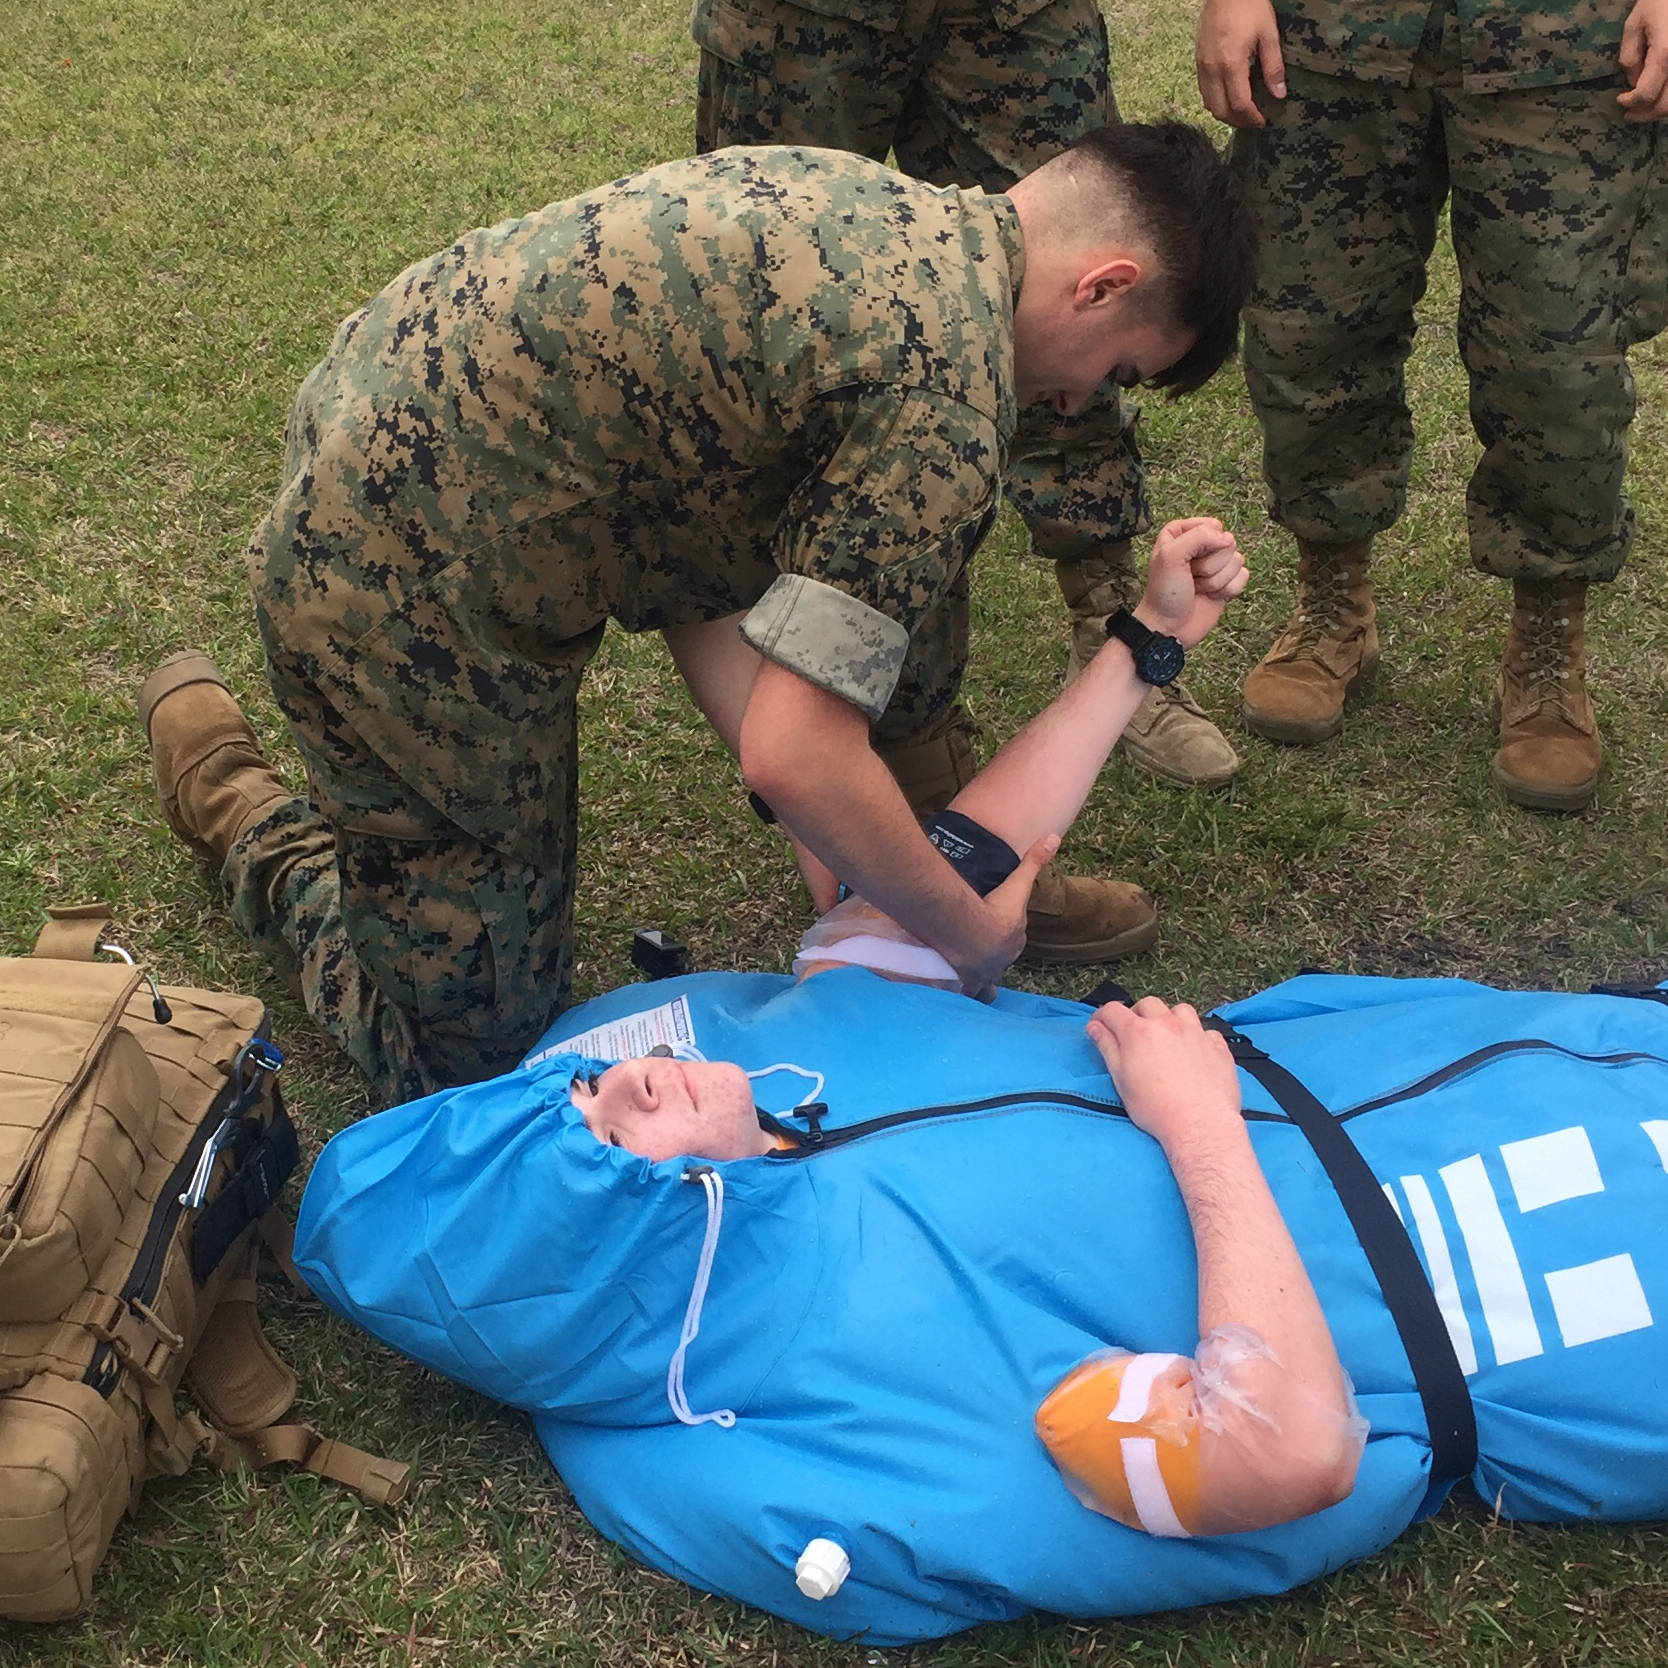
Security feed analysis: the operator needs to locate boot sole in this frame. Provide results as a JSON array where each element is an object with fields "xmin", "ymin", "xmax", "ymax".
[
  {"xmin": 1490, "ymin": 759, "xmax": 1599, "ymax": 814},
  {"xmin": 1019, "ymin": 914, "xmax": 1160, "ymax": 966},
  {"xmin": 1116, "ymin": 735, "xmax": 1242, "ymax": 788},
  {"xmin": 1241, "ymin": 656, "xmax": 1379, "ymax": 747}
]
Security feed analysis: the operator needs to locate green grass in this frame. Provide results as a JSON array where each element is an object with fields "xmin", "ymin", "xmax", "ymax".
[{"xmin": 2, "ymin": 0, "xmax": 1666, "ymax": 1662}]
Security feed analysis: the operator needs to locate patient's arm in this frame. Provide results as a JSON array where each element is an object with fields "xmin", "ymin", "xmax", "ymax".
[
  {"xmin": 1036, "ymin": 999, "xmax": 1365, "ymax": 1536},
  {"xmin": 951, "ymin": 517, "xmax": 1244, "ymax": 856},
  {"xmin": 795, "ymin": 520, "xmax": 1247, "ymax": 986}
]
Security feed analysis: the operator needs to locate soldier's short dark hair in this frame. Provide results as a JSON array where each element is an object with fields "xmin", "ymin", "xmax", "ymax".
[{"xmin": 1066, "ymin": 121, "xmax": 1259, "ymax": 396}]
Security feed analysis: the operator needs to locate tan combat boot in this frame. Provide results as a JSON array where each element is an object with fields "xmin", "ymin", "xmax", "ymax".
[
  {"xmin": 877, "ymin": 711, "xmax": 1160, "ymax": 964},
  {"xmin": 139, "ymin": 651, "xmax": 291, "ymax": 862},
  {"xmin": 1492, "ymin": 578, "xmax": 1602, "ymax": 812},
  {"xmin": 1057, "ymin": 546, "xmax": 1241, "ymax": 787},
  {"xmin": 1017, "ymin": 868, "xmax": 1159, "ymax": 965},
  {"xmin": 1241, "ymin": 537, "xmax": 1378, "ymax": 744}
]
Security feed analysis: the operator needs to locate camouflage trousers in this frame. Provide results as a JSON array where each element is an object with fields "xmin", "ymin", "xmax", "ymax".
[
  {"xmin": 223, "ymin": 584, "xmax": 980, "ymax": 1103},
  {"xmin": 1234, "ymin": 9, "xmax": 1668, "ymax": 580},
  {"xmin": 692, "ymin": 0, "xmax": 1151, "ymax": 583},
  {"xmin": 222, "ymin": 625, "xmax": 595, "ymax": 1109}
]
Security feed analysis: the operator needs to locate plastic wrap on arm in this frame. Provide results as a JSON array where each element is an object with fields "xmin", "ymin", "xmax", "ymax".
[
  {"xmin": 1034, "ymin": 1324, "xmax": 1369, "ymax": 1537},
  {"xmin": 792, "ymin": 897, "xmax": 963, "ymax": 991}
]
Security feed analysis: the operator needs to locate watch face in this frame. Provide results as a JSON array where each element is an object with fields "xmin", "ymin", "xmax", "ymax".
[{"xmin": 1141, "ymin": 636, "xmax": 1186, "ymax": 685}]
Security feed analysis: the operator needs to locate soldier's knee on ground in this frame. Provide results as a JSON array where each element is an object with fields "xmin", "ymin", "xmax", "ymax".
[{"xmin": 244, "ymin": 824, "xmax": 577, "ymax": 1109}]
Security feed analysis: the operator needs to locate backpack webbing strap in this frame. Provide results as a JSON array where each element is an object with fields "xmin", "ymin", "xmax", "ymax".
[
  {"xmin": 174, "ymin": 1412, "xmax": 412, "ymax": 1508},
  {"xmin": 231, "ymin": 1424, "xmax": 412, "ymax": 1507},
  {"xmin": 257, "ymin": 1206, "xmax": 313, "ymax": 1296},
  {"xmin": 1205, "ymin": 1017, "xmax": 1479, "ymax": 1491},
  {"xmin": 33, "ymin": 903, "xmax": 114, "ymax": 961}
]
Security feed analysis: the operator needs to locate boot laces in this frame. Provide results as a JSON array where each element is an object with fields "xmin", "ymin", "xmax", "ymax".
[
  {"xmin": 1515, "ymin": 609, "xmax": 1576, "ymax": 718},
  {"xmin": 1289, "ymin": 563, "xmax": 1358, "ymax": 651}
]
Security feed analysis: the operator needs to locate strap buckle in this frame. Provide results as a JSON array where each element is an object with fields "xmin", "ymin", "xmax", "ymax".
[
  {"xmin": 1202, "ymin": 1015, "xmax": 1268, "ymax": 1062},
  {"xmin": 90, "ymin": 1294, "xmax": 181, "ymax": 1383}
]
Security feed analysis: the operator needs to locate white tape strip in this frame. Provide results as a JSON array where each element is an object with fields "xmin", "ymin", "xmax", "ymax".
[
  {"xmin": 1121, "ymin": 1437, "xmax": 1190, "ymax": 1538},
  {"xmin": 1107, "ymin": 1352, "xmax": 1185, "ymax": 1424}
]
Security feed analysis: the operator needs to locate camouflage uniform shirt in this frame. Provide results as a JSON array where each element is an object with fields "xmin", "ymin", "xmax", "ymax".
[
  {"xmin": 1277, "ymin": 0, "xmax": 1631, "ymax": 90},
  {"xmin": 252, "ymin": 147, "xmax": 1022, "ymax": 866}
]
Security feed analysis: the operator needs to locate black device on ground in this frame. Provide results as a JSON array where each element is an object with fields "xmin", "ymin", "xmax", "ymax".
[{"xmin": 631, "ymin": 929, "xmax": 689, "ymax": 980}]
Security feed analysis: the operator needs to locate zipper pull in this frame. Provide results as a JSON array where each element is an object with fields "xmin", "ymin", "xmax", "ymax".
[{"xmin": 97, "ymin": 941, "xmax": 172, "ymax": 1022}]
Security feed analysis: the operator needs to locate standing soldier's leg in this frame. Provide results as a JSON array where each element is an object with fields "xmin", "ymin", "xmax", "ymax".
[
  {"xmin": 693, "ymin": 0, "xmax": 929, "ymax": 156},
  {"xmin": 693, "ymin": 0, "xmax": 1166, "ymax": 956},
  {"xmin": 1236, "ymin": 61, "xmax": 1448, "ymax": 744},
  {"xmin": 1447, "ymin": 80, "xmax": 1666, "ymax": 810},
  {"xmin": 900, "ymin": 0, "xmax": 1237, "ymax": 785}
]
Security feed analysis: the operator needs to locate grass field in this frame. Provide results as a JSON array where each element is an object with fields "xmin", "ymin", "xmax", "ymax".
[{"xmin": 3, "ymin": 0, "xmax": 1667, "ymax": 1662}]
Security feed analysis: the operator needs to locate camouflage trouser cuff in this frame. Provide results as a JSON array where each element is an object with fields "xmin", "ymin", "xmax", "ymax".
[
  {"xmin": 1467, "ymin": 541, "xmax": 1631, "ymax": 587},
  {"xmin": 1054, "ymin": 540, "xmax": 1139, "ymax": 620},
  {"xmin": 874, "ymin": 709, "xmax": 979, "ymax": 818}
]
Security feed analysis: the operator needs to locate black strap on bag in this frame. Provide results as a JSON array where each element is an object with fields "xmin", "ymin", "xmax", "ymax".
[
  {"xmin": 190, "ymin": 1096, "xmax": 301, "ymax": 1286},
  {"xmin": 1590, "ymin": 981, "xmax": 1668, "ymax": 1008},
  {"xmin": 1204, "ymin": 1017, "xmax": 1478, "ymax": 1492}
]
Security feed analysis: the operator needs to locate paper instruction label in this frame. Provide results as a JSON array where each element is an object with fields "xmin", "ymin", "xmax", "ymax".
[{"xmin": 524, "ymin": 996, "xmax": 698, "ymax": 1069}]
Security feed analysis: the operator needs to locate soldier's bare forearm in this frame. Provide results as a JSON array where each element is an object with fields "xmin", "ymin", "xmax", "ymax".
[
  {"xmin": 663, "ymin": 611, "xmax": 762, "ymax": 758},
  {"xmin": 738, "ymin": 663, "xmax": 1024, "ymax": 985}
]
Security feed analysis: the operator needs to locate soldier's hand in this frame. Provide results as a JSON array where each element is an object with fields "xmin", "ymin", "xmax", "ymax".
[
  {"xmin": 1197, "ymin": 0, "xmax": 1287, "ymax": 127},
  {"xmin": 1620, "ymin": 0, "xmax": 1668, "ymax": 119},
  {"xmin": 1136, "ymin": 517, "xmax": 1249, "ymax": 649},
  {"xmin": 952, "ymin": 833, "xmax": 1058, "ymax": 1001}
]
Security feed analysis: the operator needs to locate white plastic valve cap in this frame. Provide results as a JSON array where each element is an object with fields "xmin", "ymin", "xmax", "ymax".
[{"xmin": 794, "ymin": 1537, "xmax": 851, "ymax": 1600}]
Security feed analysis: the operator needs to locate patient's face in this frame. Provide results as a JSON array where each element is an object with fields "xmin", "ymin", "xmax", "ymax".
[{"xmin": 569, "ymin": 1055, "xmax": 773, "ymax": 1161}]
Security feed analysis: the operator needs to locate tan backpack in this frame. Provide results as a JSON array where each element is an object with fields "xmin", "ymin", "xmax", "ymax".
[{"xmin": 0, "ymin": 903, "xmax": 408, "ymax": 1622}]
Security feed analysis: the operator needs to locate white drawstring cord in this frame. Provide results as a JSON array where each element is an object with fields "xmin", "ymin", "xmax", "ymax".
[
  {"xmin": 666, "ymin": 1168, "xmax": 737, "ymax": 1429},
  {"xmin": 746, "ymin": 1061, "xmax": 826, "ymax": 1110}
]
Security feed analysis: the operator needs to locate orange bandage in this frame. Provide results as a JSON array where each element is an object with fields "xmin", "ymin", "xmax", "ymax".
[{"xmin": 1035, "ymin": 1350, "xmax": 1204, "ymax": 1537}]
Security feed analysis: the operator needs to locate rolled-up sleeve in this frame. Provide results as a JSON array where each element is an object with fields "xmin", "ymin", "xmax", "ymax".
[{"xmin": 742, "ymin": 384, "xmax": 1001, "ymax": 720}]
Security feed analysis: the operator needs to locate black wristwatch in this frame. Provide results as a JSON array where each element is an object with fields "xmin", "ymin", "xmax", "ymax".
[{"xmin": 1105, "ymin": 608, "xmax": 1185, "ymax": 686}]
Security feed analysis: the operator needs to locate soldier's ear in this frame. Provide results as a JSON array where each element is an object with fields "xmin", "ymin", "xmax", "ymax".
[{"xmin": 1075, "ymin": 257, "xmax": 1142, "ymax": 310}]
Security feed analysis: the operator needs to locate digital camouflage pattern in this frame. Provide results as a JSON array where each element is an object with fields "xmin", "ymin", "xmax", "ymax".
[
  {"xmin": 1274, "ymin": 0, "xmax": 1631, "ymax": 91},
  {"xmin": 240, "ymin": 146, "xmax": 1030, "ymax": 1099},
  {"xmin": 691, "ymin": 0, "xmax": 1151, "ymax": 581},
  {"xmin": 1236, "ymin": 0, "xmax": 1666, "ymax": 580},
  {"xmin": 225, "ymin": 796, "xmax": 572, "ymax": 1106},
  {"xmin": 252, "ymin": 146, "xmax": 1024, "ymax": 868},
  {"xmin": 693, "ymin": 0, "xmax": 1114, "ymax": 192}
]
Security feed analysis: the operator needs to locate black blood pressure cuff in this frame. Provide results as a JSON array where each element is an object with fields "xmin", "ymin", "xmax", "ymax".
[
  {"xmin": 921, "ymin": 809, "xmax": 1021, "ymax": 898},
  {"xmin": 760, "ymin": 791, "xmax": 1020, "ymax": 903}
]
